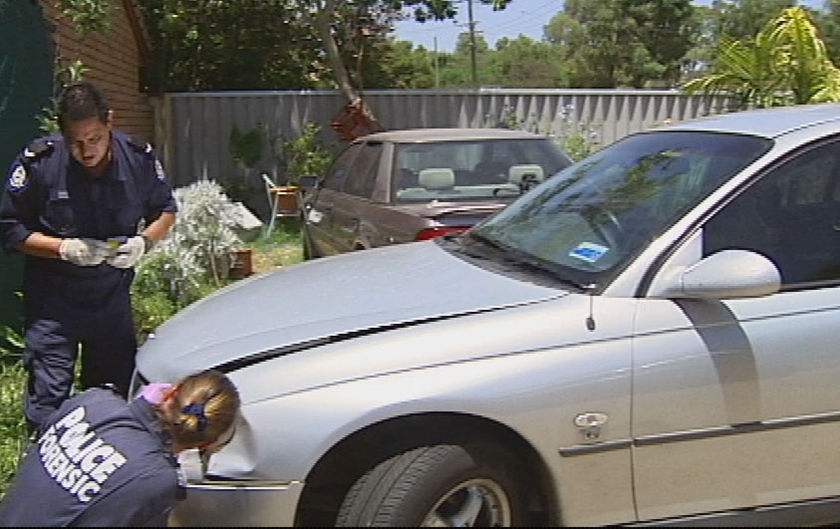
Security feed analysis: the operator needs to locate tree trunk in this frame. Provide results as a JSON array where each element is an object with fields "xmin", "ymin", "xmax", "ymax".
[{"xmin": 312, "ymin": 1, "xmax": 383, "ymax": 131}]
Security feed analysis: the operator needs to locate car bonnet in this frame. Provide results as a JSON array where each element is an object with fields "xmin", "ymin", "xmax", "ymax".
[{"xmin": 136, "ymin": 240, "xmax": 568, "ymax": 380}]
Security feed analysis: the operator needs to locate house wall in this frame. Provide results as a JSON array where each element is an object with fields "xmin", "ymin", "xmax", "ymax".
[{"xmin": 40, "ymin": 0, "xmax": 154, "ymax": 142}]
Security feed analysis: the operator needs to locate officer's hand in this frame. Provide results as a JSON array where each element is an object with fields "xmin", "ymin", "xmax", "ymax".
[
  {"xmin": 107, "ymin": 235, "xmax": 147, "ymax": 269},
  {"xmin": 58, "ymin": 238, "xmax": 109, "ymax": 266}
]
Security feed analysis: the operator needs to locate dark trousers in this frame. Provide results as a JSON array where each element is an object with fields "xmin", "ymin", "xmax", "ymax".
[{"xmin": 22, "ymin": 267, "xmax": 136, "ymax": 429}]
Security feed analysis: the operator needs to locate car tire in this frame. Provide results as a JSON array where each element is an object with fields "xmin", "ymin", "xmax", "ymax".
[{"xmin": 335, "ymin": 444, "xmax": 525, "ymax": 527}]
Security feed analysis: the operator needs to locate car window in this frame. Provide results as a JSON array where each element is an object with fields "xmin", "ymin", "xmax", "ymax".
[
  {"xmin": 392, "ymin": 139, "xmax": 570, "ymax": 203},
  {"xmin": 344, "ymin": 142, "xmax": 383, "ymax": 199},
  {"xmin": 469, "ymin": 131, "xmax": 771, "ymax": 289},
  {"xmin": 323, "ymin": 144, "xmax": 361, "ymax": 191},
  {"xmin": 704, "ymin": 139, "xmax": 840, "ymax": 289}
]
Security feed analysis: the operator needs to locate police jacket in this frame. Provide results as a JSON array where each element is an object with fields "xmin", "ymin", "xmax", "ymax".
[
  {"xmin": 0, "ymin": 131, "xmax": 177, "ymax": 279},
  {"xmin": 0, "ymin": 388, "xmax": 183, "ymax": 527}
]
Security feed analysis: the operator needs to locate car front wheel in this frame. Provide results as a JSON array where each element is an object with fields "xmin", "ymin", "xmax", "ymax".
[{"xmin": 335, "ymin": 444, "xmax": 525, "ymax": 527}]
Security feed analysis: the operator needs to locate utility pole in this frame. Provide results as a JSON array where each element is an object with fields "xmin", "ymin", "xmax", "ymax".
[
  {"xmin": 467, "ymin": 0, "xmax": 478, "ymax": 88},
  {"xmin": 434, "ymin": 36, "xmax": 440, "ymax": 88}
]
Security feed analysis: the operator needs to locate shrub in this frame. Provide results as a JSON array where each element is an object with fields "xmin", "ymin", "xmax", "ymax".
[
  {"xmin": 281, "ymin": 122, "xmax": 333, "ymax": 185},
  {"xmin": 132, "ymin": 180, "xmax": 243, "ymax": 341},
  {"xmin": 499, "ymin": 103, "xmax": 601, "ymax": 162}
]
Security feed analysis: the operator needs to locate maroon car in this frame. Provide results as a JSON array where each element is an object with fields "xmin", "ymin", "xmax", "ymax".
[{"xmin": 301, "ymin": 128, "xmax": 572, "ymax": 258}]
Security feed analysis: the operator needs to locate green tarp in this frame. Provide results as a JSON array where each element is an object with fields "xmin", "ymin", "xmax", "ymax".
[{"xmin": 0, "ymin": 0, "xmax": 53, "ymax": 347}]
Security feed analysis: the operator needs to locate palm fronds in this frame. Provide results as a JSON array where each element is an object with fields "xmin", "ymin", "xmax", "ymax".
[{"xmin": 683, "ymin": 7, "xmax": 840, "ymax": 108}]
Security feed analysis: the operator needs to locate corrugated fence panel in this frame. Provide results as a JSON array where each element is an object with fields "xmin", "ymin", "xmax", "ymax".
[{"xmin": 157, "ymin": 89, "xmax": 733, "ymax": 186}]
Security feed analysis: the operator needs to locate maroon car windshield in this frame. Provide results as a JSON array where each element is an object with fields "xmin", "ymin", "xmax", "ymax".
[{"xmin": 392, "ymin": 138, "xmax": 570, "ymax": 203}]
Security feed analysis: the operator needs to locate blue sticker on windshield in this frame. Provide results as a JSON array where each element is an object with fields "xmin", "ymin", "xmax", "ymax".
[{"xmin": 569, "ymin": 242, "xmax": 609, "ymax": 263}]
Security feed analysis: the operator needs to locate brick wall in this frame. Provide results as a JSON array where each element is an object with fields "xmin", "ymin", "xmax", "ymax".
[{"xmin": 40, "ymin": 0, "xmax": 154, "ymax": 142}]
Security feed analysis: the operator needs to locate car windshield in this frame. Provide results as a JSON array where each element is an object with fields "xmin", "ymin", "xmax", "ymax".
[
  {"xmin": 466, "ymin": 131, "xmax": 772, "ymax": 289},
  {"xmin": 393, "ymin": 138, "xmax": 569, "ymax": 203}
]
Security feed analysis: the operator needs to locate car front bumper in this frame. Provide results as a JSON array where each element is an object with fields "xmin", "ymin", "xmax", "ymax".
[{"xmin": 170, "ymin": 479, "xmax": 304, "ymax": 526}]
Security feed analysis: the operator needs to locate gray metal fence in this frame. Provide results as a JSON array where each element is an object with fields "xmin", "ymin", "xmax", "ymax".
[{"xmin": 153, "ymin": 89, "xmax": 733, "ymax": 189}]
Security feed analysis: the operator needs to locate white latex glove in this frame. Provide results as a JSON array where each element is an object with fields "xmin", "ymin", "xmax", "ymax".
[
  {"xmin": 58, "ymin": 238, "xmax": 110, "ymax": 266},
  {"xmin": 107, "ymin": 235, "xmax": 147, "ymax": 269}
]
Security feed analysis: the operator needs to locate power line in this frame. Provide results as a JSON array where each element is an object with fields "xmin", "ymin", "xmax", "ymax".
[
  {"xmin": 479, "ymin": 0, "xmax": 561, "ymax": 36},
  {"xmin": 395, "ymin": 0, "xmax": 563, "ymax": 50}
]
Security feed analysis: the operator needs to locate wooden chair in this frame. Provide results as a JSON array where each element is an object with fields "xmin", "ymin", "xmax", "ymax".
[{"xmin": 261, "ymin": 172, "xmax": 301, "ymax": 237}]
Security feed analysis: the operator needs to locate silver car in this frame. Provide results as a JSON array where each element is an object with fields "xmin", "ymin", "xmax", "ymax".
[
  {"xmin": 301, "ymin": 128, "xmax": 571, "ymax": 257},
  {"xmin": 136, "ymin": 104, "xmax": 840, "ymax": 526}
]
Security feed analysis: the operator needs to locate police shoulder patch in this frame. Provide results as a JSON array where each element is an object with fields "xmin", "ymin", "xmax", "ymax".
[{"xmin": 7, "ymin": 164, "xmax": 28, "ymax": 190}]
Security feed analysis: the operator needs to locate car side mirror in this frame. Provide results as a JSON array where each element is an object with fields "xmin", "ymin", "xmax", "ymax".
[
  {"xmin": 299, "ymin": 175, "xmax": 319, "ymax": 190},
  {"xmin": 651, "ymin": 249, "xmax": 781, "ymax": 300}
]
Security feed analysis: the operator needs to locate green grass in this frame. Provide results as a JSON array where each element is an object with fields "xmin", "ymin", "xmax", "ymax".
[
  {"xmin": 248, "ymin": 218, "xmax": 304, "ymax": 274},
  {"xmin": 0, "ymin": 358, "xmax": 27, "ymax": 500}
]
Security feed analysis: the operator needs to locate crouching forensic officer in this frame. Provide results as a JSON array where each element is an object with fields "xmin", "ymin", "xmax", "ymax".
[
  {"xmin": 0, "ymin": 82, "xmax": 176, "ymax": 431},
  {"xmin": 0, "ymin": 369, "xmax": 241, "ymax": 526}
]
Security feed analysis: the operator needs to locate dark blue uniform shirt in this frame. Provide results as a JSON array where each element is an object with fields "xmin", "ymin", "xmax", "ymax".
[
  {"xmin": 0, "ymin": 130, "xmax": 177, "ymax": 278},
  {"xmin": 0, "ymin": 388, "xmax": 183, "ymax": 527}
]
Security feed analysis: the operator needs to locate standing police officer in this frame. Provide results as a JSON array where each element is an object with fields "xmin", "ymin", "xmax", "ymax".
[{"xmin": 0, "ymin": 81, "xmax": 176, "ymax": 431}]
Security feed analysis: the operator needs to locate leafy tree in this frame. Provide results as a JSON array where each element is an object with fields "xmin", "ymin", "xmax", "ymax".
[
  {"xmin": 437, "ymin": 31, "xmax": 492, "ymax": 87},
  {"xmin": 815, "ymin": 0, "xmax": 840, "ymax": 63},
  {"xmin": 685, "ymin": 1, "xmax": 826, "ymax": 80},
  {"xmin": 546, "ymin": 0, "xmax": 694, "ymax": 88},
  {"xmin": 300, "ymin": 0, "xmax": 513, "ymax": 129},
  {"xmin": 488, "ymin": 36, "xmax": 565, "ymax": 88},
  {"xmin": 683, "ymin": 33, "xmax": 790, "ymax": 108},
  {"xmin": 379, "ymin": 40, "xmax": 437, "ymax": 88},
  {"xmin": 682, "ymin": 5, "xmax": 728, "ymax": 78},
  {"xmin": 139, "ymin": 0, "xmax": 322, "ymax": 91},
  {"xmin": 684, "ymin": 6, "xmax": 840, "ymax": 107},
  {"xmin": 626, "ymin": 0, "xmax": 696, "ymax": 84},
  {"xmin": 139, "ymin": 1, "xmax": 514, "ymax": 129},
  {"xmin": 435, "ymin": 47, "xmax": 473, "ymax": 87},
  {"xmin": 711, "ymin": 0, "xmax": 796, "ymax": 41}
]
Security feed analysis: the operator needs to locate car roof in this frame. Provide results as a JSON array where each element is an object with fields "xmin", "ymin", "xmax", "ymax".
[
  {"xmin": 663, "ymin": 103, "xmax": 840, "ymax": 138},
  {"xmin": 356, "ymin": 128, "xmax": 547, "ymax": 143}
]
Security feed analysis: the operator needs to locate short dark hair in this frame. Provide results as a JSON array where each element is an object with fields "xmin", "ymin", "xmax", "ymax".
[{"xmin": 57, "ymin": 82, "xmax": 110, "ymax": 131}]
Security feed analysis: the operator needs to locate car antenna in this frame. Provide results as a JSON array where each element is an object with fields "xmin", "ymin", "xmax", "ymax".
[{"xmin": 584, "ymin": 284, "xmax": 597, "ymax": 331}]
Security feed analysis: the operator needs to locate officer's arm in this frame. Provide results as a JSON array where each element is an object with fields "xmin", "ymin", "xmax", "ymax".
[
  {"xmin": 1, "ymin": 160, "xmax": 63, "ymax": 259},
  {"xmin": 141, "ymin": 211, "xmax": 175, "ymax": 247},
  {"xmin": 15, "ymin": 232, "xmax": 63, "ymax": 259},
  {"xmin": 135, "ymin": 139, "xmax": 177, "ymax": 247}
]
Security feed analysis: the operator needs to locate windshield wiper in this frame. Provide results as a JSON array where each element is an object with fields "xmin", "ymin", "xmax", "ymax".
[
  {"xmin": 465, "ymin": 231, "xmax": 508, "ymax": 253},
  {"xmin": 443, "ymin": 231, "xmax": 505, "ymax": 260},
  {"xmin": 461, "ymin": 232, "xmax": 590, "ymax": 292},
  {"xmin": 502, "ymin": 247, "xmax": 591, "ymax": 292}
]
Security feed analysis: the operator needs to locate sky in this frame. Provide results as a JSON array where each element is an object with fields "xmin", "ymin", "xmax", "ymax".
[{"xmin": 394, "ymin": 0, "xmax": 825, "ymax": 53}]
